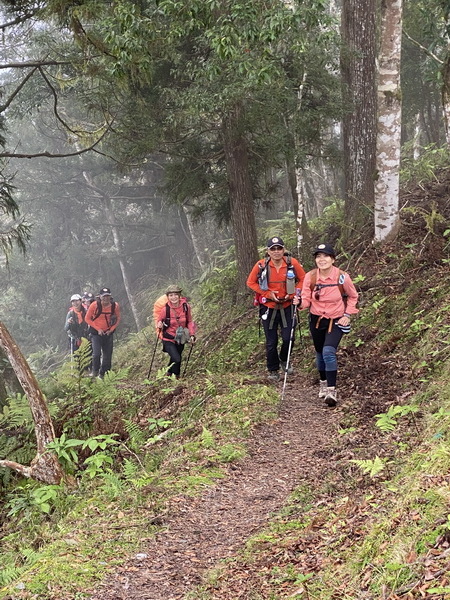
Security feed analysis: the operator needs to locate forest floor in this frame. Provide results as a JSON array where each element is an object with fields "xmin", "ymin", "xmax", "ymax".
[
  {"xmin": 87, "ymin": 171, "xmax": 450, "ymax": 600},
  {"xmin": 88, "ymin": 354, "xmax": 404, "ymax": 600}
]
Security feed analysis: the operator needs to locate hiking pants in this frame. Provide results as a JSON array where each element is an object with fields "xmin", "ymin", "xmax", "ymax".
[
  {"xmin": 260, "ymin": 305, "xmax": 294, "ymax": 372},
  {"xmin": 162, "ymin": 341, "xmax": 184, "ymax": 377},
  {"xmin": 309, "ymin": 314, "xmax": 343, "ymax": 388},
  {"xmin": 91, "ymin": 333, "xmax": 114, "ymax": 376}
]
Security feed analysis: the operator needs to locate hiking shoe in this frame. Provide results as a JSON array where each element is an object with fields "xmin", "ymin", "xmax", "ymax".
[
  {"xmin": 280, "ymin": 361, "xmax": 294, "ymax": 375},
  {"xmin": 325, "ymin": 386, "xmax": 337, "ymax": 407},
  {"xmin": 267, "ymin": 371, "xmax": 280, "ymax": 382},
  {"xmin": 319, "ymin": 380, "xmax": 328, "ymax": 399}
]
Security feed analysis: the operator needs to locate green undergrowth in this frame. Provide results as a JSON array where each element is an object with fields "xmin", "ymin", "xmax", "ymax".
[
  {"xmin": 3, "ymin": 165, "xmax": 450, "ymax": 598},
  {"xmin": 0, "ymin": 362, "xmax": 278, "ymax": 598},
  {"xmin": 183, "ymin": 221, "xmax": 450, "ymax": 599}
]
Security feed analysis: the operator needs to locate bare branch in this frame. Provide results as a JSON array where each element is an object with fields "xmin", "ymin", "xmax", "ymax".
[
  {"xmin": 0, "ymin": 67, "xmax": 38, "ymax": 113},
  {"xmin": 0, "ymin": 59, "xmax": 72, "ymax": 69},
  {"xmin": 0, "ymin": 458, "xmax": 32, "ymax": 478},
  {"xmin": 403, "ymin": 29, "xmax": 444, "ymax": 65},
  {"xmin": 0, "ymin": 11, "xmax": 39, "ymax": 31},
  {"xmin": 0, "ymin": 136, "xmax": 106, "ymax": 159},
  {"xmin": 38, "ymin": 66, "xmax": 86, "ymax": 136}
]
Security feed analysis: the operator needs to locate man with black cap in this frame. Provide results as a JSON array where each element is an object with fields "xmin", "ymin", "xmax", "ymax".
[
  {"xmin": 85, "ymin": 287, "xmax": 121, "ymax": 378},
  {"xmin": 247, "ymin": 237, "xmax": 305, "ymax": 382}
]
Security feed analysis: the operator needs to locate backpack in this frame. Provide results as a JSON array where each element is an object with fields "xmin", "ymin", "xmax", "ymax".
[
  {"xmin": 254, "ymin": 253, "xmax": 296, "ymax": 304},
  {"xmin": 163, "ymin": 301, "xmax": 189, "ymax": 329},
  {"xmin": 92, "ymin": 298, "xmax": 116, "ymax": 320},
  {"xmin": 91, "ymin": 298, "xmax": 117, "ymax": 328}
]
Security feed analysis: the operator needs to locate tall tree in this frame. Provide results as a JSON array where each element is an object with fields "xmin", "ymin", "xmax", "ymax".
[
  {"xmin": 341, "ymin": 0, "xmax": 377, "ymax": 233},
  {"xmin": 374, "ymin": 0, "xmax": 403, "ymax": 242}
]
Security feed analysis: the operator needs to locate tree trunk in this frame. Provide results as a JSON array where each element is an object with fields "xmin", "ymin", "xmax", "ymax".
[
  {"xmin": 222, "ymin": 104, "xmax": 259, "ymax": 294},
  {"xmin": 285, "ymin": 153, "xmax": 305, "ymax": 257},
  {"xmin": 0, "ymin": 346, "xmax": 24, "ymax": 408},
  {"xmin": 102, "ymin": 195, "xmax": 143, "ymax": 331},
  {"xmin": 81, "ymin": 171, "xmax": 143, "ymax": 331},
  {"xmin": 374, "ymin": 0, "xmax": 402, "ymax": 242},
  {"xmin": 341, "ymin": 0, "xmax": 377, "ymax": 232},
  {"xmin": 182, "ymin": 204, "xmax": 207, "ymax": 270},
  {"xmin": 442, "ymin": 48, "xmax": 450, "ymax": 146},
  {"xmin": 0, "ymin": 321, "xmax": 64, "ymax": 484}
]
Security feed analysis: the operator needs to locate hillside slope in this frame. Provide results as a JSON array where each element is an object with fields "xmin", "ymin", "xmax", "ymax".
[{"xmin": 2, "ymin": 166, "xmax": 450, "ymax": 600}]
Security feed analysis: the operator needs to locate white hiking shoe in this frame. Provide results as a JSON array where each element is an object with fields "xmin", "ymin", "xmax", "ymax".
[
  {"xmin": 325, "ymin": 386, "xmax": 337, "ymax": 407},
  {"xmin": 280, "ymin": 361, "xmax": 294, "ymax": 375},
  {"xmin": 318, "ymin": 380, "xmax": 328, "ymax": 399}
]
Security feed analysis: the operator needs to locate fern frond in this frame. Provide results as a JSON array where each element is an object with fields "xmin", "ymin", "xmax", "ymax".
[{"xmin": 350, "ymin": 456, "xmax": 388, "ymax": 478}]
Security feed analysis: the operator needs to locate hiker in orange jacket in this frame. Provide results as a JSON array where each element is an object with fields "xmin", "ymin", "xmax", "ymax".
[
  {"xmin": 247, "ymin": 237, "xmax": 305, "ymax": 382},
  {"xmin": 64, "ymin": 294, "xmax": 88, "ymax": 354},
  {"xmin": 85, "ymin": 287, "xmax": 121, "ymax": 379},
  {"xmin": 295, "ymin": 243, "xmax": 359, "ymax": 407},
  {"xmin": 156, "ymin": 285, "xmax": 196, "ymax": 378}
]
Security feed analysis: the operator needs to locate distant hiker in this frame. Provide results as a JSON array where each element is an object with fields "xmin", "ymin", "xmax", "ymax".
[
  {"xmin": 64, "ymin": 294, "xmax": 88, "ymax": 354},
  {"xmin": 85, "ymin": 287, "xmax": 121, "ymax": 379},
  {"xmin": 156, "ymin": 285, "xmax": 196, "ymax": 378},
  {"xmin": 295, "ymin": 243, "xmax": 359, "ymax": 407},
  {"xmin": 82, "ymin": 291, "xmax": 96, "ymax": 310},
  {"xmin": 247, "ymin": 237, "xmax": 305, "ymax": 382}
]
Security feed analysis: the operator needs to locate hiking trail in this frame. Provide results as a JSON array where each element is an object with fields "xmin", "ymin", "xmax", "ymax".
[{"xmin": 90, "ymin": 377, "xmax": 341, "ymax": 600}]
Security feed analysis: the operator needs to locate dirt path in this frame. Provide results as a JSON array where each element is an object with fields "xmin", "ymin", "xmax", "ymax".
[{"xmin": 90, "ymin": 379, "xmax": 340, "ymax": 600}]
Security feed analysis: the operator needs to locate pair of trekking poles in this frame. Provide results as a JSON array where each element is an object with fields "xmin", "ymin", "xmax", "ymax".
[
  {"xmin": 146, "ymin": 335, "xmax": 194, "ymax": 379},
  {"xmin": 281, "ymin": 288, "xmax": 303, "ymax": 402}
]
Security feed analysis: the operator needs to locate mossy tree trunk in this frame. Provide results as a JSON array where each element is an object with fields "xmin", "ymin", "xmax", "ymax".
[{"xmin": 0, "ymin": 321, "xmax": 64, "ymax": 484}]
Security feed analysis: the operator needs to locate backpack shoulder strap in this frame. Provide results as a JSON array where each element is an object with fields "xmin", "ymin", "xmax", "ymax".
[
  {"xmin": 309, "ymin": 268, "xmax": 317, "ymax": 291},
  {"xmin": 91, "ymin": 299, "xmax": 102, "ymax": 321},
  {"xmin": 182, "ymin": 301, "xmax": 189, "ymax": 326},
  {"xmin": 111, "ymin": 301, "xmax": 116, "ymax": 316},
  {"xmin": 165, "ymin": 303, "xmax": 170, "ymax": 325}
]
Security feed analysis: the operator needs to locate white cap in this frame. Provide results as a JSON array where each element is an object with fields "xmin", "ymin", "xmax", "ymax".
[{"xmin": 70, "ymin": 294, "xmax": 82, "ymax": 301}]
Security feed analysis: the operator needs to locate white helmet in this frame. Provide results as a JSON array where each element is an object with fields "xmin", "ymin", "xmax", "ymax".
[{"xmin": 70, "ymin": 294, "xmax": 82, "ymax": 301}]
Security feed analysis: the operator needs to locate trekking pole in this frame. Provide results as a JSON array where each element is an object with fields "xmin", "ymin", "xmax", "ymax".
[
  {"xmin": 147, "ymin": 334, "xmax": 159, "ymax": 378},
  {"xmin": 182, "ymin": 343, "xmax": 194, "ymax": 377},
  {"xmin": 281, "ymin": 289, "xmax": 301, "ymax": 402}
]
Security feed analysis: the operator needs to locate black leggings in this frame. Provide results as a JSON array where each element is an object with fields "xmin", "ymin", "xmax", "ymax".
[
  {"xmin": 162, "ymin": 341, "xmax": 185, "ymax": 377},
  {"xmin": 309, "ymin": 314, "xmax": 344, "ymax": 387}
]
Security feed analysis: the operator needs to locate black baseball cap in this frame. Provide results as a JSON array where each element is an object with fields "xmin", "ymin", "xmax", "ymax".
[
  {"xmin": 313, "ymin": 243, "xmax": 336, "ymax": 258},
  {"xmin": 267, "ymin": 236, "xmax": 285, "ymax": 249}
]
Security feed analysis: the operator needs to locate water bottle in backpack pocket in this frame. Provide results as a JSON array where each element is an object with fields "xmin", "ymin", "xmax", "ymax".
[
  {"xmin": 258, "ymin": 263, "xmax": 269, "ymax": 291},
  {"xmin": 286, "ymin": 265, "xmax": 296, "ymax": 295}
]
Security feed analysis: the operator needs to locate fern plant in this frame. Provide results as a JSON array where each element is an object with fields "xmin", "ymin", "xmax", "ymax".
[
  {"xmin": 350, "ymin": 456, "xmax": 390, "ymax": 478},
  {"xmin": 375, "ymin": 404, "xmax": 419, "ymax": 434}
]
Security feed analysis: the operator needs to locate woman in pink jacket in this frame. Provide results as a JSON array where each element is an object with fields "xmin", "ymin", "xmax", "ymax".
[
  {"xmin": 156, "ymin": 285, "xmax": 196, "ymax": 378},
  {"xmin": 296, "ymin": 243, "xmax": 359, "ymax": 407}
]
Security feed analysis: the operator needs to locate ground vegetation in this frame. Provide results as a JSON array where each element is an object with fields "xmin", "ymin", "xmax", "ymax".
[{"xmin": 0, "ymin": 152, "xmax": 450, "ymax": 598}]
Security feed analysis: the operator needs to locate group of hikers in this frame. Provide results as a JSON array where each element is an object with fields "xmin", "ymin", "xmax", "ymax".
[
  {"xmin": 64, "ymin": 237, "xmax": 358, "ymax": 404},
  {"xmin": 247, "ymin": 237, "xmax": 359, "ymax": 407},
  {"xmin": 64, "ymin": 288, "xmax": 121, "ymax": 379},
  {"xmin": 64, "ymin": 284, "xmax": 197, "ymax": 380}
]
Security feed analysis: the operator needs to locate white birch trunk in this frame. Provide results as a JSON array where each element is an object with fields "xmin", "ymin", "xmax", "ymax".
[{"xmin": 374, "ymin": 0, "xmax": 403, "ymax": 243}]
